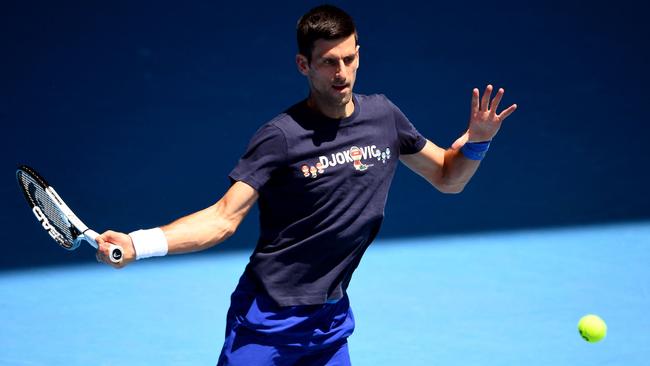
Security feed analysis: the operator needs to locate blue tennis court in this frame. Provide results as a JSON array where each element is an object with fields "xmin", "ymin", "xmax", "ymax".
[{"xmin": 2, "ymin": 221, "xmax": 648, "ymax": 365}]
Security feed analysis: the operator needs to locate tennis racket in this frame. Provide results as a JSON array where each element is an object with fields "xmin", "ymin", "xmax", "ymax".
[{"xmin": 16, "ymin": 165, "xmax": 123, "ymax": 263}]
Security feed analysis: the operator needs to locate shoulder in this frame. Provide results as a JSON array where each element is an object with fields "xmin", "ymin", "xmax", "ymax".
[
  {"xmin": 252, "ymin": 118, "xmax": 285, "ymax": 139},
  {"xmin": 244, "ymin": 113, "xmax": 290, "ymax": 151},
  {"xmin": 260, "ymin": 100, "xmax": 310, "ymax": 134},
  {"xmin": 352, "ymin": 93, "xmax": 401, "ymax": 123},
  {"xmin": 251, "ymin": 100, "xmax": 305, "ymax": 139},
  {"xmin": 355, "ymin": 93, "xmax": 400, "ymax": 115},
  {"xmin": 355, "ymin": 93, "xmax": 392, "ymax": 106}
]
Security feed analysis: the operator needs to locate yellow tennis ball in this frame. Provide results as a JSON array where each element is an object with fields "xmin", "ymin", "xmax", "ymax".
[{"xmin": 578, "ymin": 314, "xmax": 607, "ymax": 343}]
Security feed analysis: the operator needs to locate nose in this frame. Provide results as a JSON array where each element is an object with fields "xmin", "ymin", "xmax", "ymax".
[{"xmin": 334, "ymin": 60, "xmax": 346, "ymax": 80}]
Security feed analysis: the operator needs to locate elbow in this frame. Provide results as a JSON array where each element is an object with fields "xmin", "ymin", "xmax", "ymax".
[
  {"xmin": 204, "ymin": 212, "xmax": 239, "ymax": 247},
  {"xmin": 437, "ymin": 183, "xmax": 465, "ymax": 194},
  {"xmin": 208, "ymin": 200, "xmax": 242, "ymax": 244},
  {"xmin": 203, "ymin": 221, "xmax": 237, "ymax": 249},
  {"xmin": 214, "ymin": 218, "xmax": 239, "ymax": 243},
  {"xmin": 431, "ymin": 178, "xmax": 466, "ymax": 194},
  {"xmin": 431, "ymin": 171, "xmax": 467, "ymax": 194},
  {"xmin": 222, "ymin": 221, "xmax": 238, "ymax": 240}
]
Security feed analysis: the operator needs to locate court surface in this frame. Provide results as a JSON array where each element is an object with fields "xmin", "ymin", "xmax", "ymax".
[{"xmin": 1, "ymin": 221, "xmax": 648, "ymax": 365}]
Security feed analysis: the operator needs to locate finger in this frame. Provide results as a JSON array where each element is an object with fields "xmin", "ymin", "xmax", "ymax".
[
  {"xmin": 96, "ymin": 248, "xmax": 105, "ymax": 263},
  {"xmin": 497, "ymin": 104, "xmax": 518, "ymax": 121},
  {"xmin": 489, "ymin": 88, "xmax": 505, "ymax": 117},
  {"xmin": 95, "ymin": 239, "xmax": 109, "ymax": 257},
  {"xmin": 101, "ymin": 230, "xmax": 118, "ymax": 240},
  {"xmin": 480, "ymin": 84, "xmax": 493, "ymax": 111},
  {"xmin": 96, "ymin": 250, "xmax": 109, "ymax": 264},
  {"xmin": 471, "ymin": 88, "xmax": 479, "ymax": 115},
  {"xmin": 97, "ymin": 231, "xmax": 116, "ymax": 250}
]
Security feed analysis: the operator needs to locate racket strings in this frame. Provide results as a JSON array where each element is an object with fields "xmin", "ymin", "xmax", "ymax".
[{"xmin": 17, "ymin": 171, "xmax": 77, "ymax": 249}]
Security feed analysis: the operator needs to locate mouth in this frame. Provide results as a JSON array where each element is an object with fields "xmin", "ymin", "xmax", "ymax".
[{"xmin": 332, "ymin": 84, "xmax": 350, "ymax": 92}]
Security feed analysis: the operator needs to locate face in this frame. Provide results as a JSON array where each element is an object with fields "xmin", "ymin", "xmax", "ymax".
[{"xmin": 297, "ymin": 34, "xmax": 360, "ymax": 110}]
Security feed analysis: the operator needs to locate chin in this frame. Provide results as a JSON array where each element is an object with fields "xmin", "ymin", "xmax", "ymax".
[
  {"xmin": 322, "ymin": 94, "xmax": 348, "ymax": 107},
  {"xmin": 337, "ymin": 92, "xmax": 353, "ymax": 105}
]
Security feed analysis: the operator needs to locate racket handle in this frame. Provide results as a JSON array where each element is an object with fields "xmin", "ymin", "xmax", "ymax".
[
  {"xmin": 85, "ymin": 229, "xmax": 124, "ymax": 264},
  {"xmin": 108, "ymin": 244, "xmax": 124, "ymax": 263}
]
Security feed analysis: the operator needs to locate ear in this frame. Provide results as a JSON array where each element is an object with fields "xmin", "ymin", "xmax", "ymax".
[
  {"xmin": 296, "ymin": 54, "xmax": 310, "ymax": 76},
  {"xmin": 356, "ymin": 45, "xmax": 360, "ymax": 69}
]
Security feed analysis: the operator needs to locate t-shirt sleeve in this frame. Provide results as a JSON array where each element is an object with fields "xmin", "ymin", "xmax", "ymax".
[
  {"xmin": 229, "ymin": 123, "xmax": 287, "ymax": 191},
  {"xmin": 383, "ymin": 95, "xmax": 427, "ymax": 155}
]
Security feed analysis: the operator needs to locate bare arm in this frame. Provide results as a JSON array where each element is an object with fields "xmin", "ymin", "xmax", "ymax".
[
  {"xmin": 400, "ymin": 139, "xmax": 480, "ymax": 193},
  {"xmin": 401, "ymin": 85, "xmax": 517, "ymax": 193},
  {"xmin": 96, "ymin": 181, "xmax": 258, "ymax": 267},
  {"xmin": 163, "ymin": 181, "xmax": 258, "ymax": 254}
]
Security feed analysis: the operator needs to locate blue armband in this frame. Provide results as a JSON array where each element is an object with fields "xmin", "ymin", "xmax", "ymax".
[{"xmin": 460, "ymin": 140, "xmax": 491, "ymax": 160}]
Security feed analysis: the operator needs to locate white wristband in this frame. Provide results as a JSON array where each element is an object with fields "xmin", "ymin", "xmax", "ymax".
[{"xmin": 129, "ymin": 228, "xmax": 168, "ymax": 260}]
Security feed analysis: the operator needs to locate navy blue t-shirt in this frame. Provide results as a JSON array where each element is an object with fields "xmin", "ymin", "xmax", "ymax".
[{"xmin": 229, "ymin": 94, "xmax": 426, "ymax": 306}]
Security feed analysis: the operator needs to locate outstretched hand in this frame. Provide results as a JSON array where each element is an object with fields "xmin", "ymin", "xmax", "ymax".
[{"xmin": 453, "ymin": 85, "xmax": 517, "ymax": 148}]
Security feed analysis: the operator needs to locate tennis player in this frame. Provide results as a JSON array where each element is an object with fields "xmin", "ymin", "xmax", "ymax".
[{"xmin": 96, "ymin": 5, "xmax": 517, "ymax": 365}]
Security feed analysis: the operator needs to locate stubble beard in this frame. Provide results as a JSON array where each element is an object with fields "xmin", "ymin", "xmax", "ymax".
[{"xmin": 314, "ymin": 85, "xmax": 353, "ymax": 110}]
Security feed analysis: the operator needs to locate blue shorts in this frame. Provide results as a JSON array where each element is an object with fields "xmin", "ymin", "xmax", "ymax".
[{"xmin": 217, "ymin": 273, "xmax": 355, "ymax": 366}]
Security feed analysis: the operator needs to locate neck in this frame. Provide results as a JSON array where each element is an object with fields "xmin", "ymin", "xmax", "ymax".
[{"xmin": 307, "ymin": 94, "xmax": 355, "ymax": 119}]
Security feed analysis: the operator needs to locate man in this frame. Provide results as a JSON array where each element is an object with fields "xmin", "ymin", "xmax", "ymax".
[{"xmin": 96, "ymin": 5, "xmax": 517, "ymax": 365}]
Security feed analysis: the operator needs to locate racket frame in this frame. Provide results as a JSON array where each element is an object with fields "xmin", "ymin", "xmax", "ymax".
[{"xmin": 18, "ymin": 165, "xmax": 123, "ymax": 263}]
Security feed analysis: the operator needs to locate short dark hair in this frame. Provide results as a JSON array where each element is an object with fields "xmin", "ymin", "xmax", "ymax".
[{"xmin": 296, "ymin": 5, "xmax": 358, "ymax": 62}]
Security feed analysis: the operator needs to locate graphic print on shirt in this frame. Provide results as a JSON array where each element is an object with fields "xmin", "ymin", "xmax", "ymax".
[
  {"xmin": 300, "ymin": 145, "xmax": 392, "ymax": 178},
  {"xmin": 301, "ymin": 165, "xmax": 310, "ymax": 177}
]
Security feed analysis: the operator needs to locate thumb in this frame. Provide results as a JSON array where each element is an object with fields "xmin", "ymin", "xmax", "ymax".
[
  {"xmin": 452, "ymin": 131, "xmax": 469, "ymax": 150},
  {"xmin": 96, "ymin": 230, "xmax": 123, "ymax": 252},
  {"xmin": 98, "ymin": 230, "xmax": 120, "ymax": 242}
]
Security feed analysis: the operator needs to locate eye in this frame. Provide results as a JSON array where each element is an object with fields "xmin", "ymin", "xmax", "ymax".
[
  {"xmin": 323, "ymin": 59, "xmax": 336, "ymax": 66},
  {"xmin": 343, "ymin": 56, "xmax": 355, "ymax": 65}
]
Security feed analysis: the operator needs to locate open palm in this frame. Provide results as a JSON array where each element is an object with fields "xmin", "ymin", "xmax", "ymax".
[{"xmin": 453, "ymin": 85, "xmax": 517, "ymax": 148}]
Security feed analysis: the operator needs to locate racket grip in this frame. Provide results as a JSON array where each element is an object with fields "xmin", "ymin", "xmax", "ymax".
[
  {"xmin": 108, "ymin": 244, "xmax": 124, "ymax": 264},
  {"xmin": 85, "ymin": 229, "xmax": 124, "ymax": 264}
]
